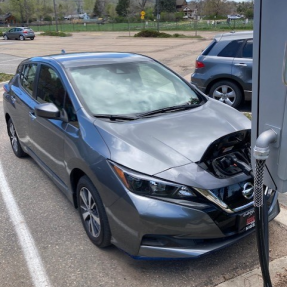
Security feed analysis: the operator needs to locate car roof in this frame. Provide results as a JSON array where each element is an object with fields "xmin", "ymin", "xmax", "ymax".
[
  {"xmin": 214, "ymin": 31, "xmax": 253, "ymax": 42},
  {"xmin": 28, "ymin": 52, "xmax": 152, "ymax": 68}
]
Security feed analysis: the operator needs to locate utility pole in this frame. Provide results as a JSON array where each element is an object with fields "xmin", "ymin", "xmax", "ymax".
[
  {"xmin": 53, "ymin": 0, "xmax": 59, "ymax": 32},
  {"xmin": 156, "ymin": 0, "xmax": 160, "ymax": 32}
]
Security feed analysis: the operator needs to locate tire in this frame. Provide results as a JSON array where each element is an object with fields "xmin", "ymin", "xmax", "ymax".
[
  {"xmin": 19, "ymin": 35, "xmax": 25, "ymax": 41},
  {"xmin": 77, "ymin": 176, "xmax": 111, "ymax": 248},
  {"xmin": 3, "ymin": 35, "xmax": 8, "ymax": 40},
  {"xmin": 209, "ymin": 80, "xmax": 243, "ymax": 108},
  {"xmin": 7, "ymin": 119, "xmax": 26, "ymax": 158},
  {"xmin": 30, "ymin": 37, "xmax": 34, "ymax": 40}
]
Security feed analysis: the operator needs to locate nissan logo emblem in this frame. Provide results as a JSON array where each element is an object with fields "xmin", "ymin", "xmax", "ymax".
[{"xmin": 242, "ymin": 182, "xmax": 254, "ymax": 200}]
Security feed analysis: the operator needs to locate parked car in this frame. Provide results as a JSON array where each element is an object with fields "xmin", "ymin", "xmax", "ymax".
[
  {"xmin": 3, "ymin": 27, "xmax": 35, "ymax": 41},
  {"xmin": 191, "ymin": 31, "xmax": 253, "ymax": 108},
  {"xmin": 3, "ymin": 52, "xmax": 279, "ymax": 259}
]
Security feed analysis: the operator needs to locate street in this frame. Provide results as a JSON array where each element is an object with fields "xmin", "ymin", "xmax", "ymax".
[{"xmin": 0, "ymin": 32, "xmax": 285, "ymax": 287}]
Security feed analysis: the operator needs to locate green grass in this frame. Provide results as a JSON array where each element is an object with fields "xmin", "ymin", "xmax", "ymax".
[{"xmin": 0, "ymin": 73, "xmax": 13, "ymax": 82}]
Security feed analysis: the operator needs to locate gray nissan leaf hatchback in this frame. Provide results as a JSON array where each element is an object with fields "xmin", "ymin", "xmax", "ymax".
[{"xmin": 3, "ymin": 52, "xmax": 279, "ymax": 259}]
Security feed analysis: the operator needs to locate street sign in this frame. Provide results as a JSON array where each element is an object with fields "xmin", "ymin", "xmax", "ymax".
[
  {"xmin": 140, "ymin": 11, "xmax": 146, "ymax": 16},
  {"xmin": 141, "ymin": 15, "xmax": 145, "ymax": 20}
]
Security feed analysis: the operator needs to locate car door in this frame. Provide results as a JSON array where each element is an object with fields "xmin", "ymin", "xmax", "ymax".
[
  {"xmin": 232, "ymin": 39, "xmax": 253, "ymax": 94},
  {"xmin": 28, "ymin": 64, "xmax": 68, "ymax": 183},
  {"xmin": 7, "ymin": 28, "xmax": 16, "ymax": 39},
  {"xmin": 9, "ymin": 63, "xmax": 38, "ymax": 148}
]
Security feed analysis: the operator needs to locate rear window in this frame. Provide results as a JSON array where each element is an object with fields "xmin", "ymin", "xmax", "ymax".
[
  {"xmin": 202, "ymin": 40, "xmax": 217, "ymax": 56},
  {"xmin": 218, "ymin": 40, "xmax": 244, "ymax": 57}
]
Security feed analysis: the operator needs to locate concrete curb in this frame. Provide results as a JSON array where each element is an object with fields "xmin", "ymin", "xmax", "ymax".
[
  {"xmin": 216, "ymin": 255, "xmax": 287, "ymax": 287},
  {"xmin": 216, "ymin": 205, "xmax": 287, "ymax": 287}
]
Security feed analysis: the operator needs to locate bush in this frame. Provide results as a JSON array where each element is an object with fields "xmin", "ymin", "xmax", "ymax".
[
  {"xmin": 40, "ymin": 31, "xmax": 72, "ymax": 37},
  {"xmin": 134, "ymin": 30, "xmax": 202, "ymax": 39},
  {"xmin": 134, "ymin": 29, "xmax": 171, "ymax": 38}
]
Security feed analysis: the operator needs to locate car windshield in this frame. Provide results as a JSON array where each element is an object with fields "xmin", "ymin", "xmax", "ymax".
[{"xmin": 68, "ymin": 60, "xmax": 203, "ymax": 116}]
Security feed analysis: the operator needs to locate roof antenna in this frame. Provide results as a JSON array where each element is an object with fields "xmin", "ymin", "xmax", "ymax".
[{"xmin": 61, "ymin": 49, "xmax": 66, "ymax": 54}]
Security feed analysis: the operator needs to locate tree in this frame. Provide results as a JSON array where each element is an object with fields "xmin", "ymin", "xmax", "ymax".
[
  {"xmin": 93, "ymin": 0, "xmax": 106, "ymax": 16},
  {"xmin": 236, "ymin": 1, "xmax": 254, "ymax": 18},
  {"xmin": 203, "ymin": 0, "xmax": 231, "ymax": 18},
  {"xmin": 83, "ymin": 0, "xmax": 95, "ymax": 13},
  {"xmin": 116, "ymin": 0, "xmax": 130, "ymax": 16},
  {"xmin": 2, "ymin": 0, "xmax": 35, "ymax": 23},
  {"xmin": 138, "ymin": 0, "xmax": 148, "ymax": 10},
  {"xmin": 106, "ymin": 3, "xmax": 117, "ymax": 18},
  {"xmin": 159, "ymin": 0, "xmax": 176, "ymax": 13}
]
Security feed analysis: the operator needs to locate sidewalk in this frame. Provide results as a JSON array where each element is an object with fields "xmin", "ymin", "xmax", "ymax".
[{"xmin": 216, "ymin": 204, "xmax": 287, "ymax": 287}]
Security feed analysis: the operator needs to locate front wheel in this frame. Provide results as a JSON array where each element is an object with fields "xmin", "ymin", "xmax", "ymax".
[
  {"xmin": 7, "ymin": 119, "xmax": 26, "ymax": 158},
  {"xmin": 3, "ymin": 35, "xmax": 8, "ymax": 40},
  {"xmin": 19, "ymin": 35, "xmax": 25, "ymax": 41},
  {"xmin": 77, "ymin": 176, "xmax": 111, "ymax": 248},
  {"xmin": 209, "ymin": 81, "xmax": 243, "ymax": 109}
]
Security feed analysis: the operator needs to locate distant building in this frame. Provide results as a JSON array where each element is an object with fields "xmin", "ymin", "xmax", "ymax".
[
  {"xmin": 176, "ymin": 0, "xmax": 198, "ymax": 19},
  {"xmin": 176, "ymin": 0, "xmax": 188, "ymax": 11},
  {"xmin": 0, "ymin": 13, "xmax": 16, "ymax": 25}
]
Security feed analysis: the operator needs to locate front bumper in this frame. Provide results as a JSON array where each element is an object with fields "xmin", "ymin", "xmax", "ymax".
[
  {"xmin": 137, "ymin": 198, "xmax": 279, "ymax": 259},
  {"xmin": 107, "ymin": 185, "xmax": 279, "ymax": 259}
]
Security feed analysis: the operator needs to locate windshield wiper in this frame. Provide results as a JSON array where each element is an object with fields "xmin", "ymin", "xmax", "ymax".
[
  {"xmin": 94, "ymin": 114, "xmax": 139, "ymax": 121},
  {"xmin": 138, "ymin": 103, "xmax": 201, "ymax": 118}
]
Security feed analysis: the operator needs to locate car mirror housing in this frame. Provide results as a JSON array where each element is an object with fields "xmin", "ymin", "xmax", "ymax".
[{"xmin": 35, "ymin": 103, "xmax": 60, "ymax": 119}]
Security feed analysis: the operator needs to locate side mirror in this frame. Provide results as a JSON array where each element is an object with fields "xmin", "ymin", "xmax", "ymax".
[
  {"xmin": 34, "ymin": 103, "xmax": 60, "ymax": 119},
  {"xmin": 3, "ymin": 84, "xmax": 10, "ymax": 93}
]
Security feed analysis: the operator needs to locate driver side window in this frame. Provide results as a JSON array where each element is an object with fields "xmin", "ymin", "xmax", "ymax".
[
  {"xmin": 37, "ymin": 65, "xmax": 65, "ymax": 110},
  {"xmin": 37, "ymin": 65, "xmax": 77, "ymax": 123}
]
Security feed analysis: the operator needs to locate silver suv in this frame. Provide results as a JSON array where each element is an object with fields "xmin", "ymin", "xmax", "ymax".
[{"xmin": 191, "ymin": 31, "xmax": 253, "ymax": 108}]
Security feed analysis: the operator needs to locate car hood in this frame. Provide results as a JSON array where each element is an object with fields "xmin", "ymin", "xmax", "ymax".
[{"xmin": 95, "ymin": 99, "xmax": 251, "ymax": 175}]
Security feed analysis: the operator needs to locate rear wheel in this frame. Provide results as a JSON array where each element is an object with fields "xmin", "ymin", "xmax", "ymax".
[
  {"xmin": 30, "ymin": 37, "xmax": 34, "ymax": 40},
  {"xmin": 7, "ymin": 119, "xmax": 26, "ymax": 158},
  {"xmin": 19, "ymin": 35, "xmax": 25, "ymax": 41},
  {"xmin": 77, "ymin": 176, "xmax": 111, "ymax": 248},
  {"xmin": 3, "ymin": 35, "xmax": 8, "ymax": 40},
  {"xmin": 209, "ymin": 80, "xmax": 243, "ymax": 109}
]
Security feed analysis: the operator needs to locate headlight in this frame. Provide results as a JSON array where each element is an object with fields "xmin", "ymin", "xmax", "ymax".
[{"xmin": 110, "ymin": 162, "xmax": 196, "ymax": 199}]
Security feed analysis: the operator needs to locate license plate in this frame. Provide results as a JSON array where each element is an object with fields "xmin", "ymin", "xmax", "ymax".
[{"xmin": 238, "ymin": 209, "xmax": 255, "ymax": 232}]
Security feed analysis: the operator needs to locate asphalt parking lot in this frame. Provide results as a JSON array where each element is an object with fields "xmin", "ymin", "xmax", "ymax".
[{"xmin": 0, "ymin": 32, "xmax": 285, "ymax": 287}]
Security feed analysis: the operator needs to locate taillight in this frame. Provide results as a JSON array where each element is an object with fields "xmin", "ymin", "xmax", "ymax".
[
  {"xmin": 24, "ymin": 31, "xmax": 27, "ymax": 34},
  {"xmin": 196, "ymin": 60, "xmax": 205, "ymax": 69}
]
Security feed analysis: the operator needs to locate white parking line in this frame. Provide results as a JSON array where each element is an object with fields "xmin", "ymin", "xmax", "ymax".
[{"xmin": 0, "ymin": 163, "xmax": 52, "ymax": 287}]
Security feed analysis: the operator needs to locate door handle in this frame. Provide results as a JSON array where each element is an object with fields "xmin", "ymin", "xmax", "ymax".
[
  {"xmin": 234, "ymin": 63, "xmax": 247, "ymax": 67},
  {"xmin": 29, "ymin": 112, "xmax": 36, "ymax": 120}
]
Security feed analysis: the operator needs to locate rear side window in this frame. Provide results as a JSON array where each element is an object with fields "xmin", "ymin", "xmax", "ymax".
[
  {"xmin": 218, "ymin": 40, "xmax": 244, "ymax": 57},
  {"xmin": 241, "ymin": 39, "xmax": 253, "ymax": 58},
  {"xmin": 202, "ymin": 40, "xmax": 217, "ymax": 56}
]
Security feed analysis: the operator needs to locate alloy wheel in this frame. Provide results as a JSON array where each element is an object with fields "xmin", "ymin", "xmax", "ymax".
[
  {"xmin": 79, "ymin": 187, "xmax": 101, "ymax": 238},
  {"xmin": 9, "ymin": 122, "xmax": 19, "ymax": 153},
  {"xmin": 212, "ymin": 85, "xmax": 236, "ymax": 106}
]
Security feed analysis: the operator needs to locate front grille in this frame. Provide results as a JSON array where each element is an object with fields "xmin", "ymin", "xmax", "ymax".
[{"xmin": 210, "ymin": 181, "xmax": 253, "ymax": 210}]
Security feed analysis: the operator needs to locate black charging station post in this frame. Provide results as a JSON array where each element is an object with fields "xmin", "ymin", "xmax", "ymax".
[{"xmin": 254, "ymin": 130, "xmax": 277, "ymax": 287}]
